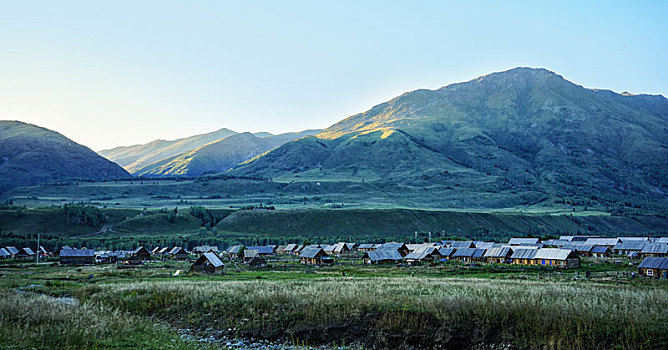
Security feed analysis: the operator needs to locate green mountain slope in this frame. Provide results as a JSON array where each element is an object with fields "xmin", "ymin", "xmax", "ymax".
[
  {"xmin": 231, "ymin": 67, "xmax": 668, "ymax": 209},
  {"xmin": 0, "ymin": 121, "xmax": 130, "ymax": 193},
  {"xmin": 99, "ymin": 128, "xmax": 239, "ymax": 174},
  {"xmin": 135, "ymin": 130, "xmax": 319, "ymax": 177}
]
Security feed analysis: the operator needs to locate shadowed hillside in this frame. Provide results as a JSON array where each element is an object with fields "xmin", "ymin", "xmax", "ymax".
[{"xmin": 0, "ymin": 121, "xmax": 130, "ymax": 193}]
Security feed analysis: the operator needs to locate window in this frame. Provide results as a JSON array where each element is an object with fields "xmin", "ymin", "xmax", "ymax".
[{"xmin": 647, "ymin": 269, "xmax": 654, "ymax": 276}]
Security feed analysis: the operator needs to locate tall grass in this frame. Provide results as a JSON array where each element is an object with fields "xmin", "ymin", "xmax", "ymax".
[
  {"xmin": 78, "ymin": 278, "xmax": 668, "ymax": 349},
  {"xmin": 0, "ymin": 291, "xmax": 196, "ymax": 349}
]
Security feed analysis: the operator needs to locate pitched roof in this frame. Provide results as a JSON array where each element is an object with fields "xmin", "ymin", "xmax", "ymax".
[
  {"xmin": 619, "ymin": 237, "xmax": 649, "ymax": 242},
  {"xmin": 226, "ymin": 245, "xmax": 243, "ymax": 254},
  {"xmin": 614, "ymin": 242, "xmax": 645, "ymax": 250},
  {"xmin": 452, "ymin": 248, "xmax": 485, "ymax": 258},
  {"xmin": 300, "ymin": 247, "xmax": 325, "ymax": 259},
  {"xmin": 245, "ymin": 246, "xmax": 275, "ymax": 254},
  {"xmin": 563, "ymin": 244, "xmax": 593, "ymax": 252},
  {"xmin": 365, "ymin": 249, "xmax": 403, "ymax": 262},
  {"xmin": 534, "ymin": 249, "xmax": 574, "ymax": 260},
  {"xmin": 132, "ymin": 246, "xmax": 149, "ymax": 254},
  {"xmin": 60, "ymin": 249, "xmax": 95, "ymax": 257},
  {"xmin": 508, "ymin": 238, "xmax": 540, "ymax": 245},
  {"xmin": 438, "ymin": 247, "xmax": 456, "ymax": 257},
  {"xmin": 638, "ymin": 257, "xmax": 668, "ymax": 270},
  {"xmin": 510, "ymin": 249, "xmax": 537, "ymax": 259},
  {"xmin": 473, "ymin": 241, "xmax": 496, "ymax": 250},
  {"xmin": 655, "ymin": 237, "xmax": 668, "ymax": 243},
  {"xmin": 196, "ymin": 252, "xmax": 224, "ymax": 268},
  {"xmin": 0, "ymin": 248, "xmax": 10, "ymax": 257},
  {"xmin": 21, "ymin": 248, "xmax": 35, "ymax": 255},
  {"xmin": 285, "ymin": 244, "xmax": 298, "ymax": 251},
  {"xmin": 484, "ymin": 247, "xmax": 512, "ymax": 258},
  {"xmin": 404, "ymin": 246, "xmax": 441, "ymax": 260},
  {"xmin": 5, "ymin": 246, "xmax": 19, "ymax": 255},
  {"xmin": 449, "ymin": 241, "xmax": 475, "ymax": 249},
  {"xmin": 169, "ymin": 247, "xmax": 185, "ymax": 255},
  {"xmin": 378, "ymin": 242, "xmax": 407, "ymax": 251},
  {"xmin": 591, "ymin": 246, "xmax": 610, "ymax": 254},
  {"xmin": 358, "ymin": 244, "xmax": 375, "ymax": 249},
  {"xmin": 585, "ymin": 238, "xmax": 620, "ymax": 246},
  {"xmin": 641, "ymin": 244, "xmax": 668, "ymax": 254},
  {"xmin": 244, "ymin": 249, "xmax": 259, "ymax": 258}
]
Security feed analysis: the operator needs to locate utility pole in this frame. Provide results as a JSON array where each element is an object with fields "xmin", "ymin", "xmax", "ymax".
[
  {"xmin": 414, "ymin": 231, "xmax": 417, "ymax": 243},
  {"xmin": 36, "ymin": 233, "xmax": 40, "ymax": 264},
  {"xmin": 428, "ymin": 231, "xmax": 431, "ymax": 243}
]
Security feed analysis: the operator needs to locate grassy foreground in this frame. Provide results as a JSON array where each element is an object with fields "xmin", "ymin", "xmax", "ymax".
[{"xmin": 75, "ymin": 278, "xmax": 668, "ymax": 349}]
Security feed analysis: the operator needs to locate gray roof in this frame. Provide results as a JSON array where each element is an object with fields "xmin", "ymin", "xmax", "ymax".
[
  {"xmin": 300, "ymin": 247, "xmax": 325, "ymax": 259},
  {"xmin": 508, "ymin": 238, "xmax": 539, "ymax": 245},
  {"xmin": 510, "ymin": 249, "xmax": 537, "ymax": 259},
  {"xmin": 585, "ymin": 238, "xmax": 620, "ymax": 246},
  {"xmin": 170, "ymin": 247, "xmax": 185, "ymax": 255},
  {"xmin": 473, "ymin": 241, "xmax": 496, "ymax": 250},
  {"xmin": 246, "ymin": 246, "xmax": 275, "ymax": 254},
  {"xmin": 0, "ymin": 248, "xmax": 10, "ymax": 257},
  {"xmin": 534, "ymin": 249, "xmax": 574, "ymax": 260},
  {"xmin": 563, "ymin": 244, "xmax": 593, "ymax": 252},
  {"xmin": 619, "ymin": 237, "xmax": 649, "ymax": 242},
  {"xmin": 484, "ymin": 247, "xmax": 512, "ymax": 258},
  {"xmin": 542, "ymin": 239, "xmax": 569, "ymax": 247},
  {"xmin": 614, "ymin": 242, "xmax": 645, "ymax": 251},
  {"xmin": 358, "ymin": 244, "xmax": 375, "ymax": 249},
  {"xmin": 452, "ymin": 248, "xmax": 485, "ymax": 258},
  {"xmin": 365, "ymin": 249, "xmax": 403, "ymax": 262},
  {"xmin": 60, "ymin": 249, "xmax": 95, "ymax": 257},
  {"xmin": 638, "ymin": 257, "xmax": 668, "ymax": 269},
  {"xmin": 641, "ymin": 244, "xmax": 668, "ymax": 254},
  {"xmin": 285, "ymin": 244, "xmax": 298, "ymax": 251},
  {"xmin": 449, "ymin": 241, "xmax": 475, "ymax": 249},
  {"xmin": 132, "ymin": 246, "xmax": 148, "ymax": 254},
  {"xmin": 655, "ymin": 237, "xmax": 668, "ymax": 243},
  {"xmin": 21, "ymin": 248, "xmax": 35, "ymax": 255},
  {"xmin": 591, "ymin": 246, "xmax": 610, "ymax": 254},
  {"xmin": 226, "ymin": 245, "xmax": 243, "ymax": 254},
  {"xmin": 244, "ymin": 249, "xmax": 259, "ymax": 258},
  {"xmin": 5, "ymin": 246, "xmax": 19, "ymax": 255},
  {"xmin": 404, "ymin": 246, "xmax": 441, "ymax": 260},
  {"xmin": 438, "ymin": 247, "xmax": 456, "ymax": 257},
  {"xmin": 199, "ymin": 252, "xmax": 224, "ymax": 267}
]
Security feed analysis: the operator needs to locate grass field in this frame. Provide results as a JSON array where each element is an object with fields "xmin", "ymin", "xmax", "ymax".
[{"xmin": 0, "ymin": 259, "xmax": 666, "ymax": 349}]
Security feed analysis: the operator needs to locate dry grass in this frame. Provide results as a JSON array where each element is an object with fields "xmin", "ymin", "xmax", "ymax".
[{"xmin": 78, "ymin": 277, "xmax": 668, "ymax": 349}]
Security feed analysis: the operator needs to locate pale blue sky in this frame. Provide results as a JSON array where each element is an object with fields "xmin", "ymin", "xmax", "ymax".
[{"xmin": 1, "ymin": 1, "xmax": 666, "ymax": 150}]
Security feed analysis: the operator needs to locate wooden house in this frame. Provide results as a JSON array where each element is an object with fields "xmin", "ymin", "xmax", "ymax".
[
  {"xmin": 193, "ymin": 245, "xmax": 219, "ymax": 254},
  {"xmin": 226, "ymin": 245, "xmax": 244, "ymax": 259},
  {"xmin": 245, "ymin": 252, "xmax": 268, "ymax": 268},
  {"xmin": 404, "ymin": 246, "xmax": 443, "ymax": 264},
  {"xmin": 533, "ymin": 249, "xmax": 580, "ymax": 268},
  {"xmin": 437, "ymin": 247, "xmax": 456, "ymax": 260},
  {"xmin": 358, "ymin": 244, "xmax": 376, "ymax": 252},
  {"xmin": 16, "ymin": 247, "xmax": 36, "ymax": 259},
  {"xmin": 363, "ymin": 249, "xmax": 403, "ymax": 264},
  {"xmin": 483, "ymin": 247, "xmax": 513, "ymax": 264},
  {"xmin": 284, "ymin": 244, "xmax": 299, "ymax": 254},
  {"xmin": 129, "ymin": 246, "xmax": 151, "ymax": 261},
  {"xmin": 190, "ymin": 252, "xmax": 224, "ymax": 274},
  {"xmin": 299, "ymin": 247, "xmax": 330, "ymax": 265},
  {"xmin": 245, "ymin": 246, "xmax": 275, "ymax": 256},
  {"xmin": 562, "ymin": 244, "xmax": 594, "ymax": 257},
  {"xmin": 4, "ymin": 246, "xmax": 19, "ymax": 259},
  {"xmin": 640, "ymin": 244, "xmax": 668, "ymax": 258},
  {"xmin": 60, "ymin": 249, "xmax": 96, "ymax": 265},
  {"xmin": 510, "ymin": 249, "xmax": 538, "ymax": 265},
  {"xmin": 0, "ymin": 248, "xmax": 11, "ymax": 259},
  {"xmin": 376, "ymin": 243, "xmax": 409, "ymax": 257},
  {"xmin": 168, "ymin": 247, "xmax": 188, "ymax": 260},
  {"xmin": 590, "ymin": 246, "xmax": 612, "ymax": 258},
  {"xmin": 638, "ymin": 257, "xmax": 668, "ymax": 278},
  {"xmin": 613, "ymin": 242, "xmax": 645, "ymax": 256}
]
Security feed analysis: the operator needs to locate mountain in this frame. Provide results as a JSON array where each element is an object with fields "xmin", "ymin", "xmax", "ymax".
[
  {"xmin": 0, "ymin": 121, "xmax": 130, "ymax": 193},
  {"xmin": 99, "ymin": 128, "xmax": 239, "ymax": 174},
  {"xmin": 231, "ymin": 67, "xmax": 668, "ymax": 209},
  {"xmin": 135, "ymin": 130, "xmax": 320, "ymax": 177}
]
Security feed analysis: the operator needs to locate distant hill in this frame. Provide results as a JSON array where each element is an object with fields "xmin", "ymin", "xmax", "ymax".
[
  {"xmin": 231, "ymin": 67, "xmax": 668, "ymax": 210},
  {"xmin": 99, "ymin": 128, "xmax": 239, "ymax": 174},
  {"xmin": 135, "ymin": 130, "xmax": 320, "ymax": 177},
  {"xmin": 0, "ymin": 121, "xmax": 130, "ymax": 193}
]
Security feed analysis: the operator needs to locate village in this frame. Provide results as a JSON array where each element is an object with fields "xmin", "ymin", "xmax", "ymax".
[{"xmin": 3, "ymin": 235, "xmax": 667, "ymax": 278}]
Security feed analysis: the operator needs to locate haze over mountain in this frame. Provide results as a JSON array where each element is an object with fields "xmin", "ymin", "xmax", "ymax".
[
  {"xmin": 231, "ymin": 67, "xmax": 668, "ymax": 208},
  {"xmin": 0, "ymin": 121, "xmax": 130, "ymax": 193},
  {"xmin": 99, "ymin": 128, "xmax": 239, "ymax": 174},
  {"xmin": 135, "ymin": 130, "xmax": 320, "ymax": 177}
]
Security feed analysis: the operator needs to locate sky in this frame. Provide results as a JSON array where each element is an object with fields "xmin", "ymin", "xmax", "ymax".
[{"xmin": 1, "ymin": 1, "xmax": 667, "ymax": 151}]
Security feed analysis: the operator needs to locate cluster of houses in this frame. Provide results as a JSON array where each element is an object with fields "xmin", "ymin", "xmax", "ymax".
[
  {"xmin": 0, "ymin": 246, "xmax": 47, "ymax": 260},
  {"xmin": 2, "ymin": 235, "xmax": 667, "ymax": 278}
]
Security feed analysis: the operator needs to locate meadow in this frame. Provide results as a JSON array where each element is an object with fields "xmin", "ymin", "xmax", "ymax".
[{"xmin": 0, "ymin": 260, "xmax": 666, "ymax": 349}]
